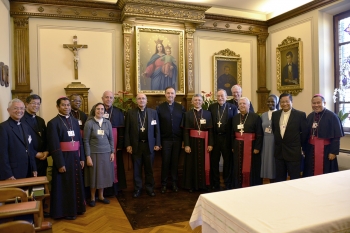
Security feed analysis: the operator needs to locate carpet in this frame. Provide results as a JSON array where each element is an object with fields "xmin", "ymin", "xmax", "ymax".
[{"xmin": 117, "ymin": 189, "xmax": 209, "ymax": 230}]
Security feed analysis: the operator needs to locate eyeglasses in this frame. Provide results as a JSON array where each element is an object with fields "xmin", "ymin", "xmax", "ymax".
[
  {"xmin": 29, "ymin": 102, "xmax": 41, "ymax": 106},
  {"xmin": 13, "ymin": 107, "xmax": 25, "ymax": 111}
]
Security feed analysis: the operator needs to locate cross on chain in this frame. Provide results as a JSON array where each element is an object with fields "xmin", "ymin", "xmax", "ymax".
[
  {"xmin": 140, "ymin": 127, "xmax": 145, "ymax": 132},
  {"xmin": 63, "ymin": 35, "xmax": 88, "ymax": 80},
  {"xmin": 217, "ymin": 121, "xmax": 222, "ymax": 128},
  {"xmin": 240, "ymin": 127, "xmax": 244, "ymax": 136}
]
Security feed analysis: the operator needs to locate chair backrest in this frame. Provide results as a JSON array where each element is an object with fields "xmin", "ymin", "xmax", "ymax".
[
  {"xmin": 0, "ymin": 220, "xmax": 35, "ymax": 233},
  {"xmin": 0, "ymin": 188, "xmax": 28, "ymax": 203}
]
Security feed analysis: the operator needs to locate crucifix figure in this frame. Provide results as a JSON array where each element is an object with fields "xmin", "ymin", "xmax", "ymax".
[{"xmin": 63, "ymin": 35, "xmax": 88, "ymax": 80}]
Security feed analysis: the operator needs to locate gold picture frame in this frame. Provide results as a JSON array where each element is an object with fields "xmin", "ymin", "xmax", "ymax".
[
  {"xmin": 213, "ymin": 48, "xmax": 242, "ymax": 98},
  {"xmin": 276, "ymin": 36, "xmax": 303, "ymax": 96},
  {"xmin": 136, "ymin": 26, "xmax": 185, "ymax": 95}
]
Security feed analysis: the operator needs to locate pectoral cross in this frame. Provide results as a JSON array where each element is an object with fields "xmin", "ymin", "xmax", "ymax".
[
  {"xmin": 71, "ymin": 138, "xmax": 75, "ymax": 146},
  {"xmin": 63, "ymin": 35, "xmax": 88, "ymax": 80},
  {"xmin": 198, "ymin": 129, "xmax": 201, "ymax": 135},
  {"xmin": 217, "ymin": 121, "xmax": 222, "ymax": 128},
  {"xmin": 140, "ymin": 127, "xmax": 145, "ymax": 132},
  {"xmin": 240, "ymin": 128, "xmax": 244, "ymax": 136}
]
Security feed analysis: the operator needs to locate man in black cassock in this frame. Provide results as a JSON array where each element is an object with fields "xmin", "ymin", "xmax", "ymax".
[
  {"xmin": 217, "ymin": 66, "xmax": 237, "ymax": 95},
  {"xmin": 47, "ymin": 97, "xmax": 85, "ymax": 220},
  {"xmin": 69, "ymin": 94, "xmax": 87, "ymax": 131},
  {"xmin": 157, "ymin": 87, "xmax": 185, "ymax": 193},
  {"xmin": 23, "ymin": 94, "xmax": 49, "ymax": 177},
  {"xmin": 304, "ymin": 94, "xmax": 344, "ymax": 176},
  {"xmin": 227, "ymin": 85, "xmax": 255, "ymax": 113},
  {"xmin": 101, "ymin": 90, "xmax": 126, "ymax": 196},
  {"xmin": 231, "ymin": 97, "xmax": 263, "ymax": 188},
  {"xmin": 182, "ymin": 94, "xmax": 213, "ymax": 192},
  {"xmin": 208, "ymin": 89, "xmax": 237, "ymax": 190}
]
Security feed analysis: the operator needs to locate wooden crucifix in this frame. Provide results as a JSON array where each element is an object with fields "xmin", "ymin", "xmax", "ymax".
[{"xmin": 63, "ymin": 35, "xmax": 88, "ymax": 80}]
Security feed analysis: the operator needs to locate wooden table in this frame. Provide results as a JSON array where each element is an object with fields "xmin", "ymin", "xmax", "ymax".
[{"xmin": 189, "ymin": 170, "xmax": 350, "ymax": 233}]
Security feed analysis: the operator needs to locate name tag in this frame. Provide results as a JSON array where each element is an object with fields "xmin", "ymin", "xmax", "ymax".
[
  {"xmin": 97, "ymin": 130, "xmax": 104, "ymax": 135},
  {"xmin": 237, "ymin": 124, "xmax": 244, "ymax": 129},
  {"xmin": 28, "ymin": 135, "xmax": 32, "ymax": 144},
  {"xmin": 103, "ymin": 113, "xmax": 109, "ymax": 118},
  {"xmin": 265, "ymin": 127, "xmax": 272, "ymax": 133},
  {"xmin": 200, "ymin": 119, "xmax": 206, "ymax": 124},
  {"xmin": 151, "ymin": 120, "xmax": 157, "ymax": 125},
  {"xmin": 68, "ymin": 130, "xmax": 75, "ymax": 137},
  {"xmin": 312, "ymin": 122, "xmax": 318, "ymax": 128},
  {"xmin": 78, "ymin": 120, "xmax": 82, "ymax": 125}
]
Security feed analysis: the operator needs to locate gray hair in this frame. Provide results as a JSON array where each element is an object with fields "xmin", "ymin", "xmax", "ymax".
[
  {"xmin": 239, "ymin": 97, "xmax": 250, "ymax": 105},
  {"xmin": 192, "ymin": 94, "xmax": 203, "ymax": 101},
  {"xmin": 217, "ymin": 89, "xmax": 228, "ymax": 96},
  {"xmin": 8, "ymin": 98, "xmax": 24, "ymax": 108},
  {"xmin": 231, "ymin": 85, "xmax": 242, "ymax": 93}
]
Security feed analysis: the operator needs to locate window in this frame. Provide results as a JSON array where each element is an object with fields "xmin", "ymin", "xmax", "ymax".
[{"xmin": 334, "ymin": 10, "xmax": 350, "ymax": 131}]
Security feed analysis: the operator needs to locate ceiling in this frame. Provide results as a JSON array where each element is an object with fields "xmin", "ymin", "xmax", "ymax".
[{"xmin": 93, "ymin": 0, "xmax": 314, "ymax": 21}]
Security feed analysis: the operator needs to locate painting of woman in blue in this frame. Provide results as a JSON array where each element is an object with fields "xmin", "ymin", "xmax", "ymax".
[{"xmin": 142, "ymin": 38, "xmax": 178, "ymax": 90}]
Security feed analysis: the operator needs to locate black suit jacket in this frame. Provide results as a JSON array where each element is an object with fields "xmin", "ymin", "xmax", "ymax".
[
  {"xmin": 271, "ymin": 108, "xmax": 308, "ymax": 162},
  {"xmin": 0, "ymin": 118, "xmax": 37, "ymax": 180},
  {"xmin": 208, "ymin": 102, "xmax": 237, "ymax": 146},
  {"xmin": 125, "ymin": 108, "xmax": 161, "ymax": 153},
  {"xmin": 23, "ymin": 111, "xmax": 48, "ymax": 156}
]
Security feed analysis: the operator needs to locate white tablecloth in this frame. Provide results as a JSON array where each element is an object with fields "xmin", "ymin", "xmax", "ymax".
[{"xmin": 189, "ymin": 170, "xmax": 350, "ymax": 233}]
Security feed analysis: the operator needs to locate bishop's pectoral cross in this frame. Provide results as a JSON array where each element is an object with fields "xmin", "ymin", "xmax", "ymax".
[
  {"xmin": 239, "ymin": 128, "xmax": 244, "ymax": 136},
  {"xmin": 63, "ymin": 35, "xmax": 88, "ymax": 80},
  {"xmin": 217, "ymin": 121, "xmax": 222, "ymax": 128},
  {"xmin": 140, "ymin": 127, "xmax": 145, "ymax": 132}
]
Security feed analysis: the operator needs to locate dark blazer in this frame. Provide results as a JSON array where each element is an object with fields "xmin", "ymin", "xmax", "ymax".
[
  {"xmin": 227, "ymin": 99, "xmax": 255, "ymax": 113},
  {"xmin": 23, "ymin": 111, "xmax": 48, "ymax": 156},
  {"xmin": 0, "ymin": 118, "xmax": 37, "ymax": 180},
  {"xmin": 208, "ymin": 102, "xmax": 237, "ymax": 146},
  {"xmin": 156, "ymin": 101, "xmax": 185, "ymax": 141},
  {"xmin": 125, "ymin": 108, "xmax": 161, "ymax": 153},
  {"xmin": 271, "ymin": 108, "xmax": 308, "ymax": 162}
]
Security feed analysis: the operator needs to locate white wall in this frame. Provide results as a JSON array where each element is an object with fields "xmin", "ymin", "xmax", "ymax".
[
  {"xmin": 0, "ymin": 0, "xmax": 11, "ymax": 122},
  {"xmin": 194, "ymin": 31, "xmax": 257, "ymax": 105},
  {"xmin": 29, "ymin": 18, "xmax": 123, "ymax": 121}
]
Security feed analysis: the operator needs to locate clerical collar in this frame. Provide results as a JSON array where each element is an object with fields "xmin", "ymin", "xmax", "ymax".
[
  {"xmin": 58, "ymin": 113, "xmax": 70, "ymax": 118},
  {"xmin": 167, "ymin": 102, "xmax": 174, "ymax": 106},
  {"xmin": 282, "ymin": 108, "xmax": 292, "ymax": 114},
  {"xmin": 314, "ymin": 108, "xmax": 326, "ymax": 115},
  {"xmin": 138, "ymin": 107, "xmax": 146, "ymax": 111},
  {"xmin": 26, "ymin": 111, "xmax": 36, "ymax": 117},
  {"xmin": 9, "ymin": 117, "xmax": 21, "ymax": 124},
  {"xmin": 72, "ymin": 109, "xmax": 78, "ymax": 113}
]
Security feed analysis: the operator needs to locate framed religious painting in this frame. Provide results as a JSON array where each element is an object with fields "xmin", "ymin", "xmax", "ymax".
[
  {"xmin": 276, "ymin": 36, "xmax": 303, "ymax": 96},
  {"xmin": 0, "ymin": 62, "xmax": 4, "ymax": 86},
  {"xmin": 213, "ymin": 48, "xmax": 242, "ymax": 98},
  {"xmin": 136, "ymin": 26, "xmax": 185, "ymax": 95}
]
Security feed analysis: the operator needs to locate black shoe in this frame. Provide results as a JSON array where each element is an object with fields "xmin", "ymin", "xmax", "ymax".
[
  {"xmin": 133, "ymin": 190, "xmax": 141, "ymax": 198},
  {"xmin": 97, "ymin": 198, "xmax": 110, "ymax": 204},
  {"xmin": 89, "ymin": 200, "xmax": 96, "ymax": 207},
  {"xmin": 172, "ymin": 184, "xmax": 179, "ymax": 192},
  {"xmin": 64, "ymin": 216, "xmax": 76, "ymax": 220},
  {"xmin": 147, "ymin": 191, "xmax": 156, "ymax": 197},
  {"xmin": 161, "ymin": 186, "xmax": 167, "ymax": 194}
]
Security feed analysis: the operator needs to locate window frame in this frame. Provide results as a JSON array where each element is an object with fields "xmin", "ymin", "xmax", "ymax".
[{"xmin": 334, "ymin": 10, "xmax": 350, "ymax": 132}]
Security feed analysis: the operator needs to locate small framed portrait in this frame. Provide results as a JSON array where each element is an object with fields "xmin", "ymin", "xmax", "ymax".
[
  {"xmin": 213, "ymin": 48, "xmax": 242, "ymax": 98},
  {"xmin": 136, "ymin": 26, "xmax": 185, "ymax": 95},
  {"xmin": 0, "ymin": 62, "xmax": 4, "ymax": 86},
  {"xmin": 276, "ymin": 36, "xmax": 303, "ymax": 95}
]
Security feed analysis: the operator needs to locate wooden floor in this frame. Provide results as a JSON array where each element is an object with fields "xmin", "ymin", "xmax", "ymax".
[{"xmin": 48, "ymin": 195, "xmax": 202, "ymax": 233}]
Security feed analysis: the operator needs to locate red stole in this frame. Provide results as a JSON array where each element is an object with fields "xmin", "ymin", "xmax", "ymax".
[
  {"xmin": 190, "ymin": 130, "xmax": 210, "ymax": 185},
  {"xmin": 309, "ymin": 136, "xmax": 330, "ymax": 175},
  {"xmin": 235, "ymin": 132, "xmax": 256, "ymax": 187},
  {"xmin": 112, "ymin": 128, "xmax": 118, "ymax": 183},
  {"xmin": 60, "ymin": 141, "xmax": 80, "ymax": 157}
]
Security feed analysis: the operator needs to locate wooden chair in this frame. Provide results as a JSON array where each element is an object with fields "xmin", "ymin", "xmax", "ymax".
[
  {"xmin": 0, "ymin": 220, "xmax": 35, "ymax": 233},
  {"xmin": 0, "ymin": 188, "xmax": 52, "ymax": 232}
]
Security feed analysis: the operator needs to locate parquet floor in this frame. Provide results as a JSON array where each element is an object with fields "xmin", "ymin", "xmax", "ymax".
[{"xmin": 48, "ymin": 196, "xmax": 202, "ymax": 233}]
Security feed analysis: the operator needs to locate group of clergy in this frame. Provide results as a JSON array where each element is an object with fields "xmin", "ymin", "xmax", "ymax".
[{"xmin": 0, "ymin": 85, "xmax": 344, "ymax": 221}]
